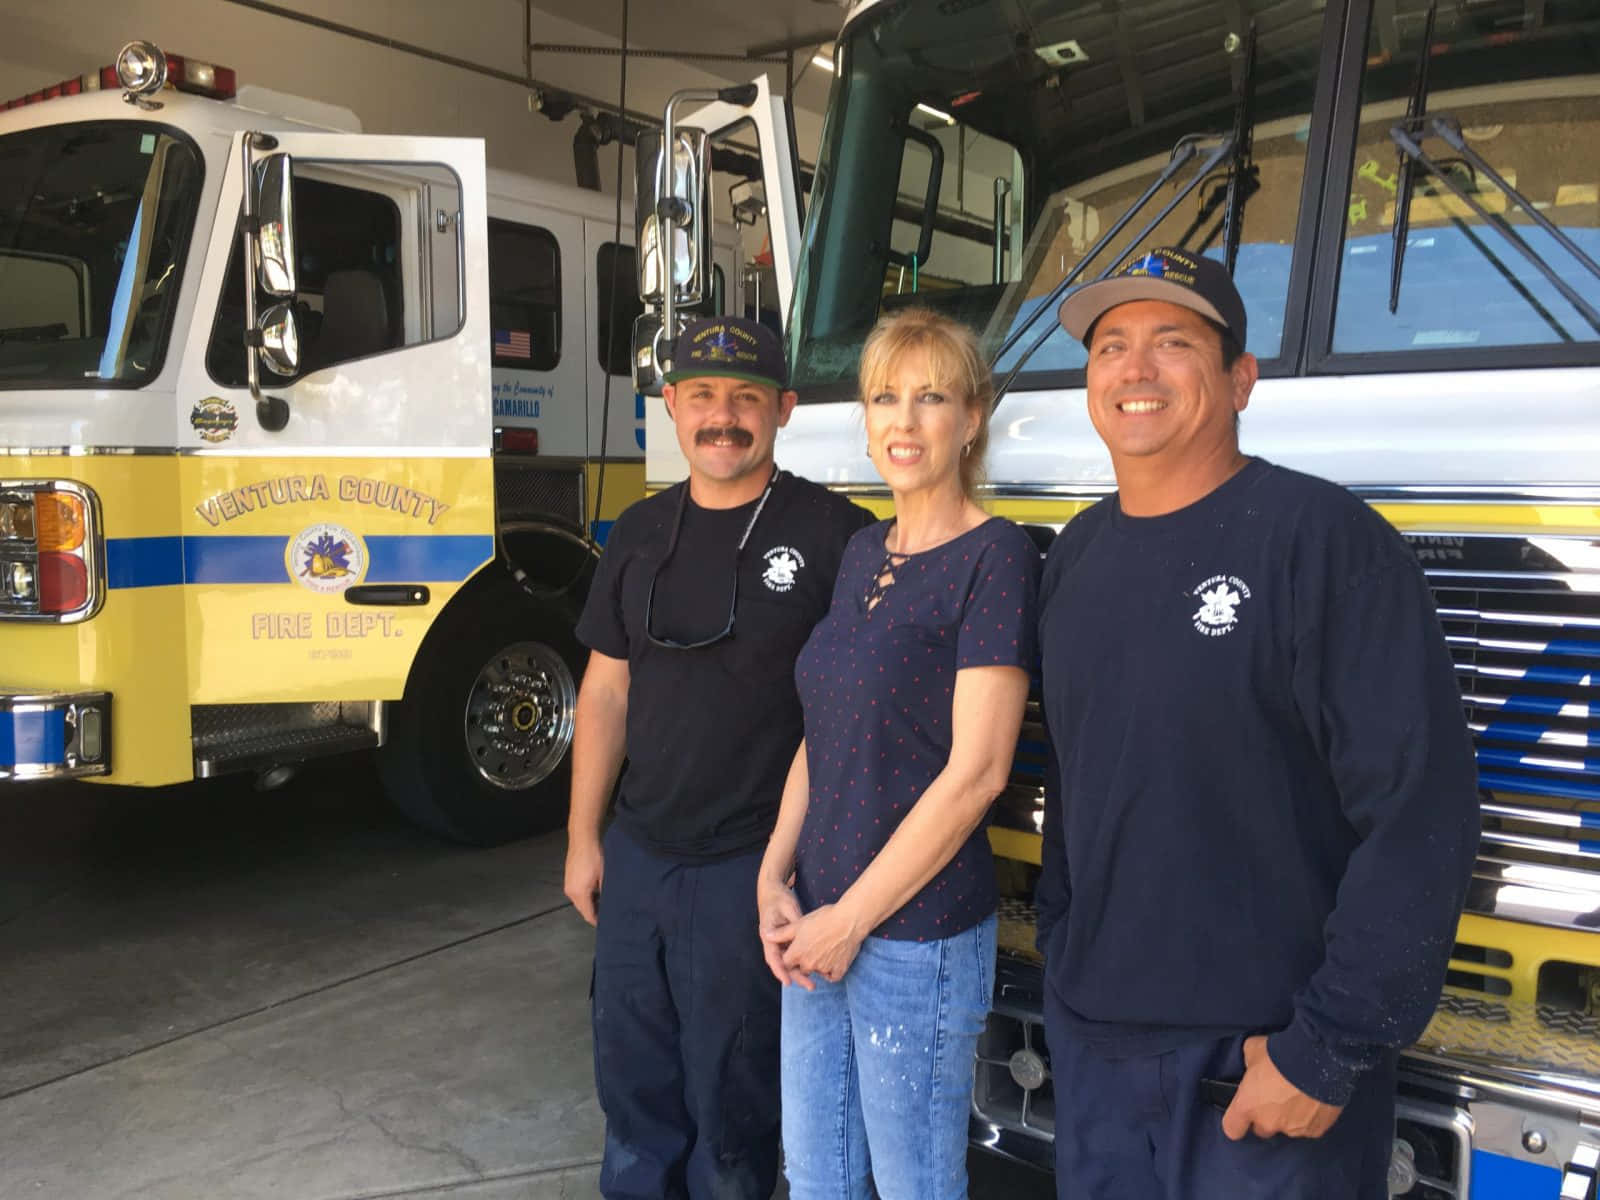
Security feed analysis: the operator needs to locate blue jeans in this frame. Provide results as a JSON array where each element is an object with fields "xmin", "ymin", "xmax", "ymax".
[{"xmin": 780, "ymin": 914, "xmax": 996, "ymax": 1200}]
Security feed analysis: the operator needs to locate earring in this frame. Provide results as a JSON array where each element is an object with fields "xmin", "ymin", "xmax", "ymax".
[{"xmin": 962, "ymin": 441, "xmax": 973, "ymax": 458}]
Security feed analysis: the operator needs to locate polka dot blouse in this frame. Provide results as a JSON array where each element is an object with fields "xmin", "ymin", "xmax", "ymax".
[{"xmin": 793, "ymin": 516, "xmax": 1040, "ymax": 941}]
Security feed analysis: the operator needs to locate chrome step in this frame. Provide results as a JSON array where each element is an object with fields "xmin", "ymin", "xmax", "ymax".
[
  {"xmin": 191, "ymin": 701, "xmax": 383, "ymax": 779},
  {"xmin": 194, "ymin": 723, "xmax": 379, "ymax": 778}
]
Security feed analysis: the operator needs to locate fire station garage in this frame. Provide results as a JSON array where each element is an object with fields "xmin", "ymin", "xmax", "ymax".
[{"xmin": 0, "ymin": 1, "xmax": 1052, "ymax": 1197}]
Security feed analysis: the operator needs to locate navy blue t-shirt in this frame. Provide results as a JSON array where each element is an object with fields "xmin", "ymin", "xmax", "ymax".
[{"xmin": 794, "ymin": 517, "xmax": 1040, "ymax": 940}]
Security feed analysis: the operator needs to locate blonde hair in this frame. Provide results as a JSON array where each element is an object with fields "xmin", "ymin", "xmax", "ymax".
[{"xmin": 857, "ymin": 307, "xmax": 992, "ymax": 499}]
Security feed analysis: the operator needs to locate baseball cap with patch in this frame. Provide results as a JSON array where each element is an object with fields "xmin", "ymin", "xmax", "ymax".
[
  {"xmin": 663, "ymin": 315, "xmax": 789, "ymax": 390},
  {"xmin": 1056, "ymin": 247, "xmax": 1248, "ymax": 349}
]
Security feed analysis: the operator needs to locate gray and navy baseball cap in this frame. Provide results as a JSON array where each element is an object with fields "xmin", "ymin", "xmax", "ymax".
[
  {"xmin": 1057, "ymin": 247, "xmax": 1248, "ymax": 349},
  {"xmin": 663, "ymin": 315, "xmax": 789, "ymax": 390}
]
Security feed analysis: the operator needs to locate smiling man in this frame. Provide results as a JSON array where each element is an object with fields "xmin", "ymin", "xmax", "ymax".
[
  {"xmin": 1033, "ymin": 248, "xmax": 1480, "ymax": 1199},
  {"xmin": 564, "ymin": 315, "xmax": 872, "ymax": 1199}
]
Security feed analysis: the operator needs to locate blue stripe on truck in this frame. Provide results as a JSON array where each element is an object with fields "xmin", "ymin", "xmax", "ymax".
[{"xmin": 103, "ymin": 535, "xmax": 494, "ymax": 588}]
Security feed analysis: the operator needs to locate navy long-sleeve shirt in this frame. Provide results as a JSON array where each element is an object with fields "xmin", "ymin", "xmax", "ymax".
[{"xmin": 1035, "ymin": 458, "xmax": 1479, "ymax": 1106}]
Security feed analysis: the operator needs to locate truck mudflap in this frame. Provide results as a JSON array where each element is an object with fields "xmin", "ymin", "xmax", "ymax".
[
  {"xmin": 973, "ymin": 933, "xmax": 1600, "ymax": 1196},
  {"xmin": 0, "ymin": 691, "xmax": 112, "ymax": 781}
]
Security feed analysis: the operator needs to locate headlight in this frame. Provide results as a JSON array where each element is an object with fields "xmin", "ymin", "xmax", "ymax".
[
  {"xmin": 2, "ymin": 557, "xmax": 35, "ymax": 602},
  {"xmin": 0, "ymin": 498, "xmax": 35, "ymax": 541},
  {"xmin": 0, "ymin": 483, "xmax": 103, "ymax": 622}
]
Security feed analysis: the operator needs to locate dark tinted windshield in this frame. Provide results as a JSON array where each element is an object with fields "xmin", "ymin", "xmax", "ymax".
[
  {"xmin": 0, "ymin": 121, "xmax": 203, "ymax": 388},
  {"xmin": 788, "ymin": 0, "xmax": 1328, "ymax": 401}
]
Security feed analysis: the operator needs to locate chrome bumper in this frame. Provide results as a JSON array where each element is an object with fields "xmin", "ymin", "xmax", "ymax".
[
  {"xmin": 0, "ymin": 691, "xmax": 112, "ymax": 781},
  {"xmin": 972, "ymin": 952, "xmax": 1600, "ymax": 1198}
]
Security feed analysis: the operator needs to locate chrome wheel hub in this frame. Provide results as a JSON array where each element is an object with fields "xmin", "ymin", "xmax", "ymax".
[{"xmin": 463, "ymin": 641, "xmax": 576, "ymax": 790}]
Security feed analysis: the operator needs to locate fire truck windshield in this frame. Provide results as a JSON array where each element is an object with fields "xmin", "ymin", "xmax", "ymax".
[
  {"xmin": 786, "ymin": 0, "xmax": 1600, "ymax": 401},
  {"xmin": 0, "ymin": 121, "xmax": 203, "ymax": 389},
  {"xmin": 786, "ymin": 0, "xmax": 1329, "ymax": 401}
]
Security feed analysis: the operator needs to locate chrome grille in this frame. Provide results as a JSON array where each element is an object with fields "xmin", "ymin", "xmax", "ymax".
[
  {"xmin": 1410, "ymin": 532, "xmax": 1600, "ymax": 931},
  {"xmin": 994, "ymin": 698, "xmax": 1047, "ymax": 836}
]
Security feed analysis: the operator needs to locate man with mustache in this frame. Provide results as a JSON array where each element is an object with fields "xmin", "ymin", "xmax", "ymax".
[
  {"xmin": 1034, "ymin": 248, "xmax": 1479, "ymax": 1198},
  {"xmin": 566, "ymin": 315, "xmax": 873, "ymax": 1199}
]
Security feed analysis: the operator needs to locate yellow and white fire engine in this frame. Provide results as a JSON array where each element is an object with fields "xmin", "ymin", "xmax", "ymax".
[{"xmin": 0, "ymin": 41, "xmax": 787, "ymax": 844}]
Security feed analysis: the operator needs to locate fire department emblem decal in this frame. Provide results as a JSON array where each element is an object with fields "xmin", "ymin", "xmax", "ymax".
[
  {"xmin": 1190, "ymin": 573, "xmax": 1251, "ymax": 637},
  {"xmin": 761, "ymin": 545, "xmax": 805, "ymax": 593},
  {"xmin": 189, "ymin": 395, "xmax": 238, "ymax": 444},
  {"xmin": 287, "ymin": 522, "xmax": 367, "ymax": 594}
]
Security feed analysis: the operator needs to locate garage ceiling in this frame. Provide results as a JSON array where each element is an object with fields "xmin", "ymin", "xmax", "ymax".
[
  {"xmin": 522, "ymin": 0, "xmax": 854, "ymax": 130},
  {"xmin": 528, "ymin": 0, "xmax": 849, "ymax": 79}
]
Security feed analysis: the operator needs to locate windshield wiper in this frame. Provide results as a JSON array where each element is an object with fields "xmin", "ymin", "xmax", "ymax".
[
  {"xmin": 990, "ymin": 133, "xmax": 1228, "ymax": 401},
  {"xmin": 1388, "ymin": 0, "xmax": 1600, "ymax": 332},
  {"xmin": 1389, "ymin": 1, "xmax": 1437, "ymax": 314},
  {"xmin": 1173, "ymin": 26, "xmax": 1260, "ymax": 260},
  {"xmin": 989, "ymin": 138, "xmax": 1201, "ymax": 369},
  {"xmin": 991, "ymin": 23, "xmax": 1260, "ymax": 404},
  {"xmin": 1389, "ymin": 116, "xmax": 1600, "ymax": 334},
  {"xmin": 1218, "ymin": 23, "xmax": 1258, "ymax": 273}
]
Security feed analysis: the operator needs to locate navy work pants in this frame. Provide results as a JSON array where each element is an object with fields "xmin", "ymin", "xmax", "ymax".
[
  {"xmin": 1046, "ymin": 987, "xmax": 1396, "ymax": 1199},
  {"xmin": 592, "ymin": 823, "xmax": 780, "ymax": 1199}
]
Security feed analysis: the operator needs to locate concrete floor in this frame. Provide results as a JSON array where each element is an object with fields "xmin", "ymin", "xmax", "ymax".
[{"xmin": 0, "ymin": 760, "xmax": 1053, "ymax": 1199}]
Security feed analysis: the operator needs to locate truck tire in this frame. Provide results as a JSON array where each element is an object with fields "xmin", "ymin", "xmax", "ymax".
[{"xmin": 378, "ymin": 576, "xmax": 583, "ymax": 845}]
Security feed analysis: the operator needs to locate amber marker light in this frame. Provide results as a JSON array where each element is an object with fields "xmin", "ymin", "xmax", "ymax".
[{"xmin": 34, "ymin": 491, "xmax": 87, "ymax": 553}]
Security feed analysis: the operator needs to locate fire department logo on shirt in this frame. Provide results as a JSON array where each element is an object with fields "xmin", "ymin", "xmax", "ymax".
[
  {"xmin": 1191, "ymin": 573, "xmax": 1251, "ymax": 636},
  {"xmin": 761, "ymin": 545, "xmax": 805, "ymax": 592}
]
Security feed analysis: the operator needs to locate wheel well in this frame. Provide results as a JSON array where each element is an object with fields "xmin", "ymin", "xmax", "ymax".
[
  {"xmin": 403, "ymin": 537, "xmax": 588, "ymax": 704},
  {"xmin": 498, "ymin": 518, "xmax": 599, "ymax": 606}
]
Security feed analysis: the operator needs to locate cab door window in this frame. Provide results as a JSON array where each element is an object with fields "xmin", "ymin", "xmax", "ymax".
[
  {"xmin": 206, "ymin": 164, "xmax": 464, "ymax": 385},
  {"xmin": 596, "ymin": 241, "xmax": 643, "ymax": 376},
  {"xmin": 488, "ymin": 218, "xmax": 560, "ymax": 370}
]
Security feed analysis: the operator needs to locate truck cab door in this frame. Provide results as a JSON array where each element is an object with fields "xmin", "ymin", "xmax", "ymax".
[
  {"xmin": 173, "ymin": 132, "xmax": 495, "ymax": 703},
  {"xmin": 644, "ymin": 75, "xmax": 799, "ymax": 492},
  {"xmin": 680, "ymin": 75, "xmax": 802, "ymax": 321}
]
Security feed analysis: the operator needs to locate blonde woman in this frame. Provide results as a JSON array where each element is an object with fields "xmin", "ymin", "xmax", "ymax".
[{"xmin": 758, "ymin": 308, "xmax": 1039, "ymax": 1199}]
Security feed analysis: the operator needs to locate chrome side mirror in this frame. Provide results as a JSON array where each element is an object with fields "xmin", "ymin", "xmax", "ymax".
[
  {"xmin": 634, "ymin": 126, "xmax": 712, "ymax": 307},
  {"xmin": 631, "ymin": 311, "xmax": 681, "ymax": 396},
  {"xmin": 256, "ymin": 302, "xmax": 300, "ymax": 377},
  {"xmin": 253, "ymin": 153, "xmax": 297, "ymax": 297}
]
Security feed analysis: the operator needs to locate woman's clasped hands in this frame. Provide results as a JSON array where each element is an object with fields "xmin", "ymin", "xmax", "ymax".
[{"xmin": 758, "ymin": 874, "xmax": 865, "ymax": 989}]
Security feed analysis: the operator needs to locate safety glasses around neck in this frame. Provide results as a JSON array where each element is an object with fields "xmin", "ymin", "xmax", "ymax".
[{"xmin": 643, "ymin": 469, "xmax": 781, "ymax": 650}]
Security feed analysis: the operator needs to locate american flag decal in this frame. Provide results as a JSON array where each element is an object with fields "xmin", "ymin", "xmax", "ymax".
[{"xmin": 494, "ymin": 328, "xmax": 532, "ymax": 359}]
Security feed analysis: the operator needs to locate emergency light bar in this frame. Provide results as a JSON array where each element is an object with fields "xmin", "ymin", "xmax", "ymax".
[{"xmin": 3, "ymin": 43, "xmax": 235, "ymax": 110}]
